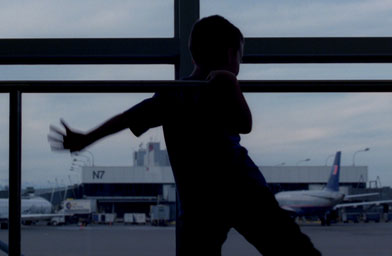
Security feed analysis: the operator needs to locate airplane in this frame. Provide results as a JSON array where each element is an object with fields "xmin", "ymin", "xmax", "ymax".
[
  {"xmin": 275, "ymin": 151, "xmax": 392, "ymax": 225},
  {"xmin": 0, "ymin": 196, "xmax": 64, "ymax": 229}
]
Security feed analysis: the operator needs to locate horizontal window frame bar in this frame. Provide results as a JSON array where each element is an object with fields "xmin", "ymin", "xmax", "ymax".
[
  {"xmin": 0, "ymin": 80, "xmax": 391, "ymax": 93},
  {"xmin": 0, "ymin": 38, "xmax": 179, "ymax": 65},
  {"xmin": 1, "ymin": 37, "xmax": 392, "ymax": 65},
  {"xmin": 244, "ymin": 37, "xmax": 392, "ymax": 63}
]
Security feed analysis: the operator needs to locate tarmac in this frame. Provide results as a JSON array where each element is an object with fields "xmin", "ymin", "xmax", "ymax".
[{"xmin": 0, "ymin": 222, "xmax": 391, "ymax": 256}]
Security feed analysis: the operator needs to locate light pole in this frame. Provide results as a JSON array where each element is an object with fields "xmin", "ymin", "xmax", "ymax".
[
  {"xmin": 70, "ymin": 166, "xmax": 81, "ymax": 171},
  {"xmin": 296, "ymin": 158, "xmax": 311, "ymax": 166},
  {"xmin": 73, "ymin": 151, "xmax": 94, "ymax": 166},
  {"xmin": 325, "ymin": 154, "xmax": 334, "ymax": 166},
  {"xmin": 84, "ymin": 151, "xmax": 95, "ymax": 166},
  {"xmin": 70, "ymin": 162, "xmax": 83, "ymax": 172},
  {"xmin": 352, "ymin": 147, "xmax": 370, "ymax": 166},
  {"xmin": 73, "ymin": 154, "xmax": 91, "ymax": 166},
  {"xmin": 73, "ymin": 158, "xmax": 88, "ymax": 166}
]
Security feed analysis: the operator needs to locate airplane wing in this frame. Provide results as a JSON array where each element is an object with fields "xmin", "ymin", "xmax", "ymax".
[
  {"xmin": 344, "ymin": 193, "xmax": 379, "ymax": 200},
  {"xmin": 21, "ymin": 213, "xmax": 66, "ymax": 221},
  {"xmin": 308, "ymin": 194, "xmax": 336, "ymax": 200},
  {"xmin": 334, "ymin": 200, "xmax": 392, "ymax": 209},
  {"xmin": 280, "ymin": 206, "xmax": 298, "ymax": 213}
]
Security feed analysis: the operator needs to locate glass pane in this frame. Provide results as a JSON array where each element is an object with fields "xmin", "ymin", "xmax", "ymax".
[
  {"xmin": 0, "ymin": 65, "xmax": 174, "ymax": 80},
  {"xmin": 242, "ymin": 93, "xmax": 392, "ymax": 181},
  {"xmin": 0, "ymin": 94, "xmax": 8, "ymax": 188},
  {"xmin": 239, "ymin": 64, "xmax": 392, "ymax": 80},
  {"xmin": 22, "ymin": 93, "xmax": 176, "ymax": 255},
  {"xmin": 0, "ymin": 94, "xmax": 9, "ymax": 251},
  {"xmin": 19, "ymin": 67, "xmax": 175, "ymax": 255},
  {"xmin": 0, "ymin": 0, "xmax": 173, "ymax": 38},
  {"xmin": 201, "ymin": 0, "xmax": 392, "ymax": 37},
  {"xmin": 240, "ymin": 92, "xmax": 392, "ymax": 255}
]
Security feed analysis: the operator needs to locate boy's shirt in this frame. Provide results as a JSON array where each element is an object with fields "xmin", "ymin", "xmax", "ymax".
[{"xmin": 123, "ymin": 82, "xmax": 267, "ymax": 210}]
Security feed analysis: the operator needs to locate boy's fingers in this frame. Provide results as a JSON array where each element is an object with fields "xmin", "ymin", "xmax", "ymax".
[
  {"xmin": 47, "ymin": 135, "xmax": 63, "ymax": 143},
  {"xmin": 49, "ymin": 125, "xmax": 66, "ymax": 136},
  {"xmin": 50, "ymin": 143, "xmax": 65, "ymax": 151},
  {"xmin": 48, "ymin": 139, "xmax": 64, "ymax": 147},
  {"xmin": 60, "ymin": 119, "xmax": 71, "ymax": 133}
]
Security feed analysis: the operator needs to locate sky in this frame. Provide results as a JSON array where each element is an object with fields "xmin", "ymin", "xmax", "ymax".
[{"xmin": 0, "ymin": 0, "xmax": 392, "ymax": 188}]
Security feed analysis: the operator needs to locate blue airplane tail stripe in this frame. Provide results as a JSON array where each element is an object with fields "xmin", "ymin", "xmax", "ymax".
[{"xmin": 325, "ymin": 151, "xmax": 341, "ymax": 192}]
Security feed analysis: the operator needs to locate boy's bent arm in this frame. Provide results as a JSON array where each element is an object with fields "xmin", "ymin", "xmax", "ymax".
[{"xmin": 206, "ymin": 71, "xmax": 252, "ymax": 134}]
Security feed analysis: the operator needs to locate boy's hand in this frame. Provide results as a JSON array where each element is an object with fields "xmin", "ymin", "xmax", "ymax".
[{"xmin": 48, "ymin": 119, "xmax": 89, "ymax": 153}]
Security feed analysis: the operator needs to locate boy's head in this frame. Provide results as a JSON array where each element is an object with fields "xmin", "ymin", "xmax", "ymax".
[{"xmin": 189, "ymin": 15, "xmax": 244, "ymax": 74}]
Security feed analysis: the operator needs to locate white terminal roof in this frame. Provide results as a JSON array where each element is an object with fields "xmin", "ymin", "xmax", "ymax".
[
  {"xmin": 261, "ymin": 166, "xmax": 367, "ymax": 183},
  {"xmin": 82, "ymin": 166, "xmax": 174, "ymax": 184},
  {"xmin": 81, "ymin": 166, "xmax": 367, "ymax": 184}
]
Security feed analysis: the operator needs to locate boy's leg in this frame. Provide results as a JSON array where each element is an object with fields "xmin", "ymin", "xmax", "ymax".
[
  {"xmin": 231, "ymin": 185, "xmax": 322, "ymax": 256},
  {"xmin": 176, "ymin": 212, "xmax": 231, "ymax": 256}
]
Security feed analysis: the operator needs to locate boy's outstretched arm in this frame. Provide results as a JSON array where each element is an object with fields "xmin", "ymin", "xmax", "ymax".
[{"xmin": 48, "ymin": 113, "xmax": 129, "ymax": 153}]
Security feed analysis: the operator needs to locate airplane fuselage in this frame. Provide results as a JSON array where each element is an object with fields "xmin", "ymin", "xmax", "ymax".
[
  {"xmin": 0, "ymin": 197, "xmax": 52, "ymax": 220},
  {"xmin": 275, "ymin": 189, "xmax": 344, "ymax": 216}
]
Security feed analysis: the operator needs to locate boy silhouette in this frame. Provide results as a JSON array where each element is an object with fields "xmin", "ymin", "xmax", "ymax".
[{"xmin": 49, "ymin": 15, "xmax": 321, "ymax": 256}]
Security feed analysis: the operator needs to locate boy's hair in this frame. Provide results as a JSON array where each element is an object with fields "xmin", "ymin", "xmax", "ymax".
[{"xmin": 189, "ymin": 15, "xmax": 244, "ymax": 69}]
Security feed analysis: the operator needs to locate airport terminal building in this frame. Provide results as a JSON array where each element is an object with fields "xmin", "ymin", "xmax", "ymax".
[{"xmin": 79, "ymin": 142, "xmax": 368, "ymax": 218}]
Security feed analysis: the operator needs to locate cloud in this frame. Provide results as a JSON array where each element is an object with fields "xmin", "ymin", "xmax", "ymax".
[
  {"xmin": 240, "ymin": 92, "xmax": 392, "ymax": 182},
  {"xmin": 19, "ymin": 93, "xmax": 166, "ymax": 187},
  {"xmin": 239, "ymin": 64, "xmax": 392, "ymax": 80},
  {"xmin": 243, "ymin": 93, "xmax": 392, "ymax": 146},
  {"xmin": 0, "ymin": 64, "xmax": 173, "ymax": 187},
  {"xmin": 3, "ymin": 0, "xmax": 390, "ymax": 38},
  {"xmin": 1, "ymin": 0, "xmax": 392, "ymax": 187},
  {"xmin": 0, "ymin": 0, "xmax": 173, "ymax": 38},
  {"xmin": 0, "ymin": 94, "xmax": 9, "ymax": 180},
  {"xmin": 202, "ymin": 0, "xmax": 392, "ymax": 36},
  {"xmin": 0, "ymin": 65, "xmax": 174, "ymax": 81}
]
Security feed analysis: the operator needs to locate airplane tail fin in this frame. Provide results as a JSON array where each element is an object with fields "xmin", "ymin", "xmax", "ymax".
[{"xmin": 325, "ymin": 151, "xmax": 341, "ymax": 192}]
